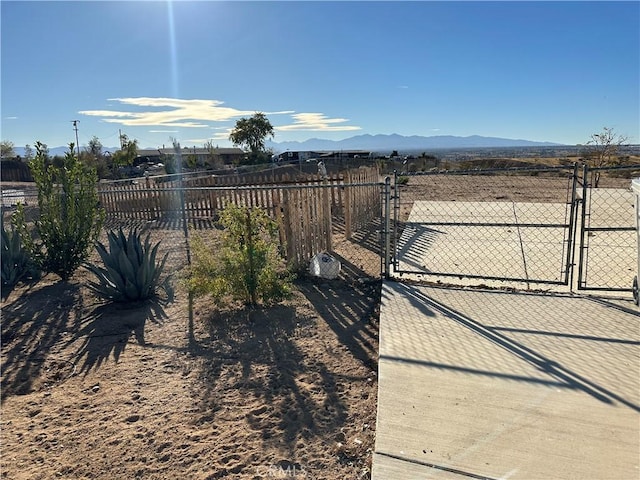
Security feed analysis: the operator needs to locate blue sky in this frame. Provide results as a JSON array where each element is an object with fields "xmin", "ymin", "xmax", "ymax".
[{"xmin": 2, "ymin": 1, "xmax": 639, "ymax": 150}]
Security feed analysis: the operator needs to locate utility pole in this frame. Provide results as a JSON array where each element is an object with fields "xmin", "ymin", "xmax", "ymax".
[{"xmin": 71, "ymin": 120, "xmax": 81, "ymax": 158}]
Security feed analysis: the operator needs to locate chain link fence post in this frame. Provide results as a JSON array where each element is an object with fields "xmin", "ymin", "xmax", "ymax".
[
  {"xmin": 383, "ymin": 176, "xmax": 392, "ymax": 279},
  {"xmin": 392, "ymin": 171, "xmax": 400, "ymax": 275}
]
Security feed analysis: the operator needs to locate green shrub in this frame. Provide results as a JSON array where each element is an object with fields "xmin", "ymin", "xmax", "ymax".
[
  {"xmin": 396, "ymin": 175, "xmax": 409, "ymax": 185},
  {"xmin": 186, "ymin": 204, "xmax": 292, "ymax": 307},
  {"xmin": 85, "ymin": 228, "xmax": 172, "ymax": 303},
  {"xmin": 13, "ymin": 142, "xmax": 105, "ymax": 280},
  {"xmin": 1, "ymin": 217, "xmax": 39, "ymax": 293}
]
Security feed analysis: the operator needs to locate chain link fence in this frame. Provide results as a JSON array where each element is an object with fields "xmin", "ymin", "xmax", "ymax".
[
  {"xmin": 392, "ymin": 166, "xmax": 579, "ymax": 287},
  {"xmin": 5, "ymin": 162, "xmax": 638, "ymax": 293},
  {"xmin": 392, "ymin": 164, "xmax": 640, "ymax": 293},
  {"xmin": 1, "ymin": 188, "xmax": 192, "ymax": 278}
]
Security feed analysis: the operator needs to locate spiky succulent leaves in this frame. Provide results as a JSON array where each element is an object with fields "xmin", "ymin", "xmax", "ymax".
[
  {"xmin": 1, "ymin": 216, "xmax": 38, "ymax": 289},
  {"xmin": 86, "ymin": 227, "xmax": 169, "ymax": 302}
]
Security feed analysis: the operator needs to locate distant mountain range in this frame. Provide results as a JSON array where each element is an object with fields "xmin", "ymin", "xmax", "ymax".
[
  {"xmin": 266, "ymin": 133, "xmax": 562, "ymax": 153},
  {"xmin": 11, "ymin": 145, "xmax": 120, "ymax": 158},
  {"xmin": 9, "ymin": 134, "xmax": 562, "ymax": 158}
]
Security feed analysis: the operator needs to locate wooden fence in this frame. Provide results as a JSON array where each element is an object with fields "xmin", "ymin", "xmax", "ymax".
[
  {"xmin": 1, "ymin": 160, "xmax": 33, "ymax": 182},
  {"xmin": 342, "ymin": 168, "xmax": 383, "ymax": 238},
  {"xmin": 97, "ymin": 166, "xmax": 381, "ymax": 269}
]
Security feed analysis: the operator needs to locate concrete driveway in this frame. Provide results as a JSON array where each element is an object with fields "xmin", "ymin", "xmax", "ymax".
[
  {"xmin": 373, "ymin": 281, "xmax": 640, "ymax": 479},
  {"xmin": 394, "ymin": 190, "xmax": 636, "ymax": 291}
]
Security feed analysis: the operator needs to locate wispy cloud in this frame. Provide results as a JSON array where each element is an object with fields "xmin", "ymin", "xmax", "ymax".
[
  {"xmin": 268, "ymin": 110, "xmax": 296, "ymax": 115},
  {"xmin": 184, "ymin": 138, "xmax": 212, "ymax": 144},
  {"xmin": 276, "ymin": 113, "xmax": 361, "ymax": 132},
  {"xmin": 4, "ymin": 116, "xmax": 18, "ymax": 120},
  {"xmin": 79, "ymin": 97, "xmax": 360, "ymax": 135},
  {"xmin": 79, "ymin": 97, "xmax": 260, "ymax": 128},
  {"xmin": 398, "ymin": 85, "xmax": 409, "ymax": 89},
  {"xmin": 211, "ymin": 129, "xmax": 233, "ymax": 141}
]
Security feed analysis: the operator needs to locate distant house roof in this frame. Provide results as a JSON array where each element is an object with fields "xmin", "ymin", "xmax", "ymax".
[
  {"xmin": 136, "ymin": 149, "xmax": 163, "ymax": 157},
  {"xmin": 318, "ymin": 150, "xmax": 371, "ymax": 157}
]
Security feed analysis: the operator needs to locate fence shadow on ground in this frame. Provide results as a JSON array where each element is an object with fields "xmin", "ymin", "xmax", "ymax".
[
  {"xmin": 332, "ymin": 216, "xmax": 382, "ymax": 256},
  {"xmin": 394, "ymin": 222, "xmax": 445, "ymax": 272},
  {"xmin": 385, "ymin": 283, "xmax": 640, "ymax": 413},
  {"xmin": 185, "ymin": 304, "xmax": 350, "ymax": 454},
  {"xmin": 299, "ymin": 278, "xmax": 380, "ymax": 372},
  {"xmin": 1, "ymin": 280, "xmax": 83, "ymax": 401},
  {"xmin": 65, "ymin": 299, "xmax": 169, "ymax": 375}
]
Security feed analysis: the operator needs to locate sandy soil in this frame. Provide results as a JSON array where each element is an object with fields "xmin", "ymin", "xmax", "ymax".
[
  {"xmin": 1, "ymin": 271, "xmax": 379, "ymax": 480},
  {"xmin": 395, "ymin": 171, "xmax": 632, "ymax": 222}
]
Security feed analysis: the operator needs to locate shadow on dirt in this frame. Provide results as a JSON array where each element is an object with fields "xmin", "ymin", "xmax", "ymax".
[
  {"xmin": 1, "ymin": 278, "xmax": 171, "ymax": 401},
  {"xmin": 1, "ymin": 280, "xmax": 83, "ymax": 401},
  {"xmin": 187, "ymin": 302, "xmax": 349, "ymax": 454},
  {"xmin": 67, "ymin": 299, "xmax": 168, "ymax": 375},
  {"xmin": 299, "ymin": 269, "xmax": 380, "ymax": 373}
]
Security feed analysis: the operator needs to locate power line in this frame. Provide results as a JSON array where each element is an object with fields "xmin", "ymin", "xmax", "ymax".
[{"xmin": 71, "ymin": 120, "xmax": 81, "ymax": 158}]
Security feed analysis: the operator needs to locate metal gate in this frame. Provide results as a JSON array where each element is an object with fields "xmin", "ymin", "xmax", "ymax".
[
  {"xmin": 577, "ymin": 165, "xmax": 640, "ymax": 292},
  {"xmin": 392, "ymin": 165, "xmax": 580, "ymax": 286}
]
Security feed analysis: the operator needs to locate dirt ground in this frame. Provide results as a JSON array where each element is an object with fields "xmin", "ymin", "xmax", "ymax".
[
  {"xmin": 395, "ymin": 171, "xmax": 633, "ymax": 222},
  {"xmin": 1, "ymin": 269, "xmax": 380, "ymax": 480}
]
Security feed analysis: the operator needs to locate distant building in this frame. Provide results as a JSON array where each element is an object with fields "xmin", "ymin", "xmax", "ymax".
[
  {"xmin": 0, "ymin": 158, "xmax": 32, "ymax": 182},
  {"xmin": 320, "ymin": 150, "xmax": 372, "ymax": 160},
  {"xmin": 274, "ymin": 151, "xmax": 322, "ymax": 163},
  {"xmin": 135, "ymin": 147, "xmax": 245, "ymax": 167},
  {"xmin": 274, "ymin": 150, "xmax": 372, "ymax": 163}
]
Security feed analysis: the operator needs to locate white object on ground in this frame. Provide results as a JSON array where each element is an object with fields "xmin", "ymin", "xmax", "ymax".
[{"xmin": 309, "ymin": 252, "xmax": 341, "ymax": 279}]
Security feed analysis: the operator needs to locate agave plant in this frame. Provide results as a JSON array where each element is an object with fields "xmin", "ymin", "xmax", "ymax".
[
  {"xmin": 1, "ymin": 216, "xmax": 39, "ymax": 292},
  {"xmin": 86, "ymin": 227, "xmax": 172, "ymax": 303}
]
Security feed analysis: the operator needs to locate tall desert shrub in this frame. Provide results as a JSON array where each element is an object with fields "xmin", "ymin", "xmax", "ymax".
[
  {"xmin": 186, "ymin": 203, "xmax": 292, "ymax": 307},
  {"xmin": 13, "ymin": 142, "xmax": 105, "ymax": 280}
]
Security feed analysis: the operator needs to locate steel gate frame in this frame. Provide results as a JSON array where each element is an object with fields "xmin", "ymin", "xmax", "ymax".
[
  {"xmin": 391, "ymin": 165, "xmax": 581, "ymax": 286},
  {"xmin": 577, "ymin": 164, "xmax": 640, "ymax": 292}
]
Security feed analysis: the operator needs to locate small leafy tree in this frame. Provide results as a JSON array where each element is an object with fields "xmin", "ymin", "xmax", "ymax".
[
  {"xmin": 13, "ymin": 142, "xmax": 105, "ymax": 280},
  {"xmin": 229, "ymin": 112, "xmax": 274, "ymax": 163},
  {"xmin": 112, "ymin": 134, "xmax": 138, "ymax": 174},
  {"xmin": 162, "ymin": 153, "xmax": 178, "ymax": 175},
  {"xmin": 87, "ymin": 135, "xmax": 103, "ymax": 158},
  {"xmin": 23, "ymin": 144, "xmax": 34, "ymax": 162},
  {"xmin": 186, "ymin": 204, "xmax": 292, "ymax": 307},
  {"xmin": 186, "ymin": 153, "xmax": 198, "ymax": 169},
  {"xmin": 81, "ymin": 136, "xmax": 110, "ymax": 178},
  {"xmin": 204, "ymin": 140, "xmax": 223, "ymax": 168},
  {"xmin": 1, "ymin": 140, "xmax": 15, "ymax": 159},
  {"xmin": 583, "ymin": 127, "xmax": 629, "ymax": 187}
]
